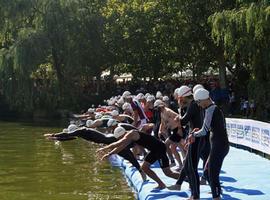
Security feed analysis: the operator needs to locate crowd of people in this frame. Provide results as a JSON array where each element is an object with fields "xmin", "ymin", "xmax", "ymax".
[
  {"xmin": 44, "ymin": 83, "xmax": 230, "ymax": 200},
  {"xmin": 85, "ymin": 75, "xmax": 259, "ymax": 120}
]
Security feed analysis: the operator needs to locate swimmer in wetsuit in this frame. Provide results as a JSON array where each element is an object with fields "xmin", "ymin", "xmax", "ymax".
[
  {"xmin": 169, "ymin": 85, "xmax": 210, "ymax": 200},
  {"xmin": 97, "ymin": 127, "xmax": 180, "ymax": 189},
  {"xmin": 187, "ymin": 88, "xmax": 229, "ymax": 200},
  {"xmin": 85, "ymin": 118, "xmax": 111, "ymax": 129},
  {"xmin": 44, "ymin": 126, "xmax": 146, "ymax": 181}
]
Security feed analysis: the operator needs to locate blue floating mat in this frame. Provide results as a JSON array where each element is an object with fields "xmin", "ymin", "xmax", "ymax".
[{"xmin": 110, "ymin": 147, "xmax": 270, "ymax": 200}]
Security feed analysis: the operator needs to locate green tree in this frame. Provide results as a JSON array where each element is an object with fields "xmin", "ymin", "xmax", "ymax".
[{"xmin": 210, "ymin": 1, "xmax": 270, "ymax": 120}]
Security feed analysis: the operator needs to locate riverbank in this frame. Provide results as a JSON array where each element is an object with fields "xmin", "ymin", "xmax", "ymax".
[{"xmin": 112, "ymin": 147, "xmax": 270, "ymax": 200}]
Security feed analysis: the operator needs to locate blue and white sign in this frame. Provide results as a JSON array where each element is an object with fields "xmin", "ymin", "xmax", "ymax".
[{"xmin": 226, "ymin": 118, "xmax": 270, "ymax": 155}]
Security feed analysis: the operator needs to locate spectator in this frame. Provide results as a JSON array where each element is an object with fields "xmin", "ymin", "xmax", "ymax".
[
  {"xmin": 229, "ymin": 92, "xmax": 236, "ymax": 116},
  {"xmin": 243, "ymin": 98, "xmax": 249, "ymax": 118}
]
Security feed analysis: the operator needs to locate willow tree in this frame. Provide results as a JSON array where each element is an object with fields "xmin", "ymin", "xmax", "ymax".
[
  {"xmin": 210, "ymin": 1, "xmax": 270, "ymax": 120},
  {"xmin": 0, "ymin": 0, "xmax": 114, "ymax": 113},
  {"xmin": 0, "ymin": 0, "xmax": 47, "ymax": 112}
]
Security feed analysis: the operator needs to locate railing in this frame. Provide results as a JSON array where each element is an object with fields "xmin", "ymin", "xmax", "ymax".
[{"xmin": 226, "ymin": 118, "xmax": 270, "ymax": 156}]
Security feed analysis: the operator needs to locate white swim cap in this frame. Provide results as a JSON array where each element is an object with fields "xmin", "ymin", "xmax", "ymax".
[
  {"xmin": 144, "ymin": 93, "xmax": 151, "ymax": 99},
  {"xmin": 146, "ymin": 95, "xmax": 155, "ymax": 102},
  {"xmin": 107, "ymin": 119, "xmax": 118, "ymax": 127},
  {"xmin": 156, "ymin": 91, "xmax": 163, "ymax": 99},
  {"xmin": 122, "ymin": 91, "xmax": 131, "ymax": 98},
  {"xmin": 87, "ymin": 108, "xmax": 95, "ymax": 113},
  {"xmin": 95, "ymin": 113, "xmax": 103, "ymax": 119},
  {"xmin": 194, "ymin": 88, "xmax": 210, "ymax": 101},
  {"xmin": 62, "ymin": 128, "xmax": 68, "ymax": 133},
  {"xmin": 117, "ymin": 97, "xmax": 124, "ymax": 105},
  {"xmin": 86, "ymin": 120, "xmax": 94, "ymax": 127},
  {"xmin": 136, "ymin": 93, "xmax": 145, "ymax": 100},
  {"xmin": 114, "ymin": 127, "xmax": 126, "ymax": 138},
  {"xmin": 174, "ymin": 88, "xmax": 180, "ymax": 97},
  {"xmin": 163, "ymin": 96, "xmax": 170, "ymax": 102},
  {"xmin": 154, "ymin": 99, "xmax": 164, "ymax": 107},
  {"xmin": 67, "ymin": 124, "xmax": 78, "ymax": 133},
  {"xmin": 193, "ymin": 84, "xmax": 204, "ymax": 93},
  {"xmin": 111, "ymin": 110, "xmax": 119, "ymax": 117},
  {"xmin": 177, "ymin": 85, "xmax": 192, "ymax": 97},
  {"xmin": 122, "ymin": 102, "xmax": 132, "ymax": 110}
]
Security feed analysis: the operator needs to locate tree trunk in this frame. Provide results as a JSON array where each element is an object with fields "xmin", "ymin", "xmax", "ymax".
[
  {"xmin": 51, "ymin": 47, "xmax": 64, "ymax": 97},
  {"xmin": 217, "ymin": 47, "xmax": 227, "ymax": 89},
  {"xmin": 96, "ymin": 71, "xmax": 101, "ymax": 95}
]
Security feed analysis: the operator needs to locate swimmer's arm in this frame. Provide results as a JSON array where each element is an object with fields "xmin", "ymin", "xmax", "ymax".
[
  {"xmin": 125, "ymin": 115, "xmax": 134, "ymax": 123},
  {"xmin": 101, "ymin": 131, "xmax": 138, "ymax": 159},
  {"xmin": 117, "ymin": 115, "xmax": 124, "ymax": 122},
  {"xmin": 168, "ymin": 110, "xmax": 183, "ymax": 136},
  {"xmin": 194, "ymin": 109, "xmax": 212, "ymax": 137},
  {"xmin": 107, "ymin": 143, "xmax": 127, "ymax": 156},
  {"xmin": 56, "ymin": 130, "xmax": 82, "ymax": 137},
  {"xmin": 51, "ymin": 126, "xmax": 86, "ymax": 137},
  {"xmin": 158, "ymin": 118, "xmax": 165, "ymax": 137},
  {"xmin": 93, "ymin": 120, "xmax": 103, "ymax": 128},
  {"xmin": 44, "ymin": 132, "xmax": 77, "ymax": 141},
  {"xmin": 73, "ymin": 114, "xmax": 89, "ymax": 119},
  {"xmin": 98, "ymin": 130, "xmax": 133, "ymax": 152},
  {"xmin": 132, "ymin": 110, "xmax": 139, "ymax": 126}
]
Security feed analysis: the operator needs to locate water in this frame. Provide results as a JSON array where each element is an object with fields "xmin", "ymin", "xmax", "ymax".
[{"xmin": 0, "ymin": 121, "xmax": 135, "ymax": 200}]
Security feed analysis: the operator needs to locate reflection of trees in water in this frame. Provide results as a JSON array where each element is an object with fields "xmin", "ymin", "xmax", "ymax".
[{"xmin": 0, "ymin": 122, "xmax": 134, "ymax": 199}]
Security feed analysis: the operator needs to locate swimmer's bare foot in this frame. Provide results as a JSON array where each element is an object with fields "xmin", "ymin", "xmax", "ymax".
[{"xmin": 167, "ymin": 184, "xmax": 181, "ymax": 190}]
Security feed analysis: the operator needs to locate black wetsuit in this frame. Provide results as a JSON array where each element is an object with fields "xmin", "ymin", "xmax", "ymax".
[
  {"xmin": 169, "ymin": 127, "xmax": 183, "ymax": 143},
  {"xmin": 194, "ymin": 104, "xmax": 229, "ymax": 198},
  {"xmin": 176, "ymin": 100, "xmax": 206, "ymax": 199},
  {"xmin": 53, "ymin": 128, "xmax": 141, "ymax": 171},
  {"xmin": 98, "ymin": 118, "xmax": 111, "ymax": 128},
  {"xmin": 134, "ymin": 131, "xmax": 169, "ymax": 168},
  {"xmin": 122, "ymin": 116, "xmax": 134, "ymax": 124}
]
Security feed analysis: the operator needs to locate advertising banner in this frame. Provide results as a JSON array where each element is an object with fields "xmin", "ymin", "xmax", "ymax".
[{"xmin": 226, "ymin": 118, "xmax": 270, "ymax": 155}]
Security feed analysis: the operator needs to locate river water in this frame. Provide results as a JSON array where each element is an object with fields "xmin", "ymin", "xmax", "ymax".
[{"xmin": 0, "ymin": 121, "xmax": 135, "ymax": 200}]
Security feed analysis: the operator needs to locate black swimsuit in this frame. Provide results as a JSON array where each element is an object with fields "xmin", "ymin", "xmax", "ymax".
[
  {"xmin": 176, "ymin": 100, "xmax": 206, "ymax": 199},
  {"xmin": 194, "ymin": 104, "xmax": 229, "ymax": 198},
  {"xmin": 135, "ymin": 131, "xmax": 169, "ymax": 168}
]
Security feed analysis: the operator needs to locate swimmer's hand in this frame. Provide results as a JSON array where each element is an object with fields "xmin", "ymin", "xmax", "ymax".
[
  {"xmin": 192, "ymin": 128, "xmax": 200, "ymax": 132},
  {"xmin": 174, "ymin": 116, "xmax": 180, "ymax": 122},
  {"xmin": 44, "ymin": 133, "xmax": 58, "ymax": 140},
  {"xmin": 187, "ymin": 133, "xmax": 195, "ymax": 145},
  {"xmin": 44, "ymin": 133, "xmax": 54, "ymax": 137},
  {"xmin": 184, "ymin": 141, "xmax": 189, "ymax": 151},
  {"xmin": 101, "ymin": 153, "xmax": 110, "ymax": 161},
  {"xmin": 96, "ymin": 147, "xmax": 106, "ymax": 153},
  {"xmin": 185, "ymin": 129, "xmax": 198, "ymax": 149}
]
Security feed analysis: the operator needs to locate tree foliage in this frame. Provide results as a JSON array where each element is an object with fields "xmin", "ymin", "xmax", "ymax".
[
  {"xmin": 209, "ymin": 1, "xmax": 270, "ymax": 119},
  {"xmin": 0, "ymin": 0, "xmax": 269, "ymax": 120}
]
